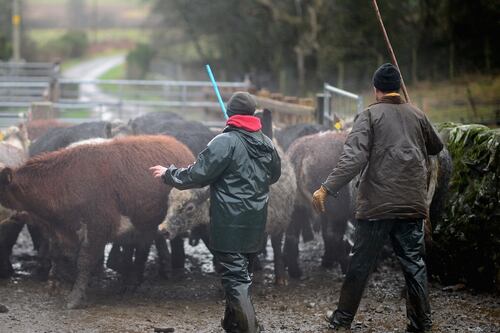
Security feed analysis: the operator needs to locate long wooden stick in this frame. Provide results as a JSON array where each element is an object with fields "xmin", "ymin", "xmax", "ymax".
[{"xmin": 371, "ymin": 0, "xmax": 411, "ymax": 103}]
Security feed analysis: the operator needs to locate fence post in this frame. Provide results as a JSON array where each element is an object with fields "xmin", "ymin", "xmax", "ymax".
[
  {"xmin": 48, "ymin": 61, "xmax": 61, "ymax": 103},
  {"xmin": 357, "ymin": 96, "xmax": 364, "ymax": 114},
  {"xmin": 31, "ymin": 101, "xmax": 55, "ymax": 120},
  {"xmin": 323, "ymin": 83, "xmax": 332, "ymax": 127},
  {"xmin": 182, "ymin": 85, "xmax": 187, "ymax": 113},
  {"xmin": 315, "ymin": 93, "xmax": 325, "ymax": 125}
]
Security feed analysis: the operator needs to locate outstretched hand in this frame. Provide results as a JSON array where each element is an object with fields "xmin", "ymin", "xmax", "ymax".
[{"xmin": 150, "ymin": 165, "xmax": 167, "ymax": 178}]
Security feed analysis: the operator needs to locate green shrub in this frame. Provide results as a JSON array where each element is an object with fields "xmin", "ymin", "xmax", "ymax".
[
  {"xmin": 42, "ymin": 30, "xmax": 88, "ymax": 59},
  {"xmin": 0, "ymin": 34, "xmax": 12, "ymax": 61},
  {"xmin": 60, "ymin": 30, "xmax": 88, "ymax": 58},
  {"xmin": 126, "ymin": 43, "xmax": 154, "ymax": 79},
  {"xmin": 430, "ymin": 123, "xmax": 500, "ymax": 290}
]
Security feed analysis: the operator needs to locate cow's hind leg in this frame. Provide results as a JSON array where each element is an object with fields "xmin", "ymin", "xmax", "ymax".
[
  {"xmin": 284, "ymin": 206, "xmax": 306, "ymax": 279},
  {"xmin": 321, "ymin": 216, "xmax": 336, "ymax": 269},
  {"xmin": 195, "ymin": 225, "xmax": 223, "ymax": 274},
  {"xmin": 66, "ymin": 223, "xmax": 106, "ymax": 309},
  {"xmin": 154, "ymin": 236, "xmax": 171, "ymax": 279},
  {"xmin": 0, "ymin": 217, "xmax": 24, "ymax": 279},
  {"xmin": 170, "ymin": 236, "xmax": 185, "ymax": 270},
  {"xmin": 271, "ymin": 232, "xmax": 286, "ymax": 286},
  {"xmin": 129, "ymin": 242, "xmax": 151, "ymax": 290},
  {"xmin": 322, "ymin": 216, "xmax": 350, "ymax": 271}
]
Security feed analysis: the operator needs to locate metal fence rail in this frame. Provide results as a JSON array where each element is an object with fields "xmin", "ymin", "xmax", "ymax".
[
  {"xmin": 59, "ymin": 78, "xmax": 248, "ymax": 87},
  {"xmin": 0, "ymin": 61, "xmax": 59, "ymax": 82},
  {"xmin": 55, "ymin": 78, "xmax": 249, "ymax": 120},
  {"xmin": 322, "ymin": 83, "xmax": 363, "ymax": 126},
  {"xmin": 0, "ymin": 72, "xmax": 250, "ymax": 126},
  {"xmin": 0, "ymin": 62, "xmax": 58, "ymax": 114},
  {"xmin": 0, "ymin": 62, "xmax": 321, "ymax": 128}
]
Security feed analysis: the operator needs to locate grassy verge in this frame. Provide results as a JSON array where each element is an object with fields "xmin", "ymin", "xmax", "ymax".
[
  {"xmin": 99, "ymin": 62, "xmax": 127, "ymax": 95},
  {"xmin": 360, "ymin": 74, "xmax": 499, "ymax": 124},
  {"xmin": 29, "ymin": 28, "xmax": 149, "ymax": 47},
  {"xmin": 58, "ymin": 109, "xmax": 93, "ymax": 119},
  {"xmin": 100, "ymin": 63, "xmax": 126, "ymax": 80},
  {"xmin": 97, "ymin": 62, "xmax": 167, "ymax": 103}
]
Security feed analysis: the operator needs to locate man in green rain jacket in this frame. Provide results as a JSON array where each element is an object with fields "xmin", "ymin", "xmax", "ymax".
[{"xmin": 151, "ymin": 91, "xmax": 281, "ymax": 333}]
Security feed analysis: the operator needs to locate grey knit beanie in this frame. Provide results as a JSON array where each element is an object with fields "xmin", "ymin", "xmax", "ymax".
[{"xmin": 226, "ymin": 91, "xmax": 256, "ymax": 117}]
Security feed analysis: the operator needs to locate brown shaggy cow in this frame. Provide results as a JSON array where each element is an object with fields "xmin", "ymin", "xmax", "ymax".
[{"xmin": 0, "ymin": 135, "xmax": 194, "ymax": 309}]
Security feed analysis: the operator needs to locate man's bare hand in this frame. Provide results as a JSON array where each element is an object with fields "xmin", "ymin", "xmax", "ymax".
[{"xmin": 150, "ymin": 165, "xmax": 167, "ymax": 178}]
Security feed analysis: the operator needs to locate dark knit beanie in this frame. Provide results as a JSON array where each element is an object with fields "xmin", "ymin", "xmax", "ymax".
[
  {"xmin": 373, "ymin": 63, "xmax": 401, "ymax": 92},
  {"xmin": 226, "ymin": 91, "xmax": 256, "ymax": 117}
]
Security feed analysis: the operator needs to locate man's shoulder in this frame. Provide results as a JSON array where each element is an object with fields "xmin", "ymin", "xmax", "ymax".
[
  {"xmin": 209, "ymin": 131, "xmax": 237, "ymax": 144},
  {"xmin": 369, "ymin": 102, "xmax": 426, "ymax": 119},
  {"xmin": 260, "ymin": 132, "xmax": 275, "ymax": 147}
]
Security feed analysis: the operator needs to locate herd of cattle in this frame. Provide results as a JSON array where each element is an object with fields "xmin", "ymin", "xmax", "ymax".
[{"xmin": 0, "ymin": 111, "xmax": 452, "ymax": 309}]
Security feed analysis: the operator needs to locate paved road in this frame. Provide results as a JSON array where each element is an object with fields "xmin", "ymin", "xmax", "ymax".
[
  {"xmin": 63, "ymin": 54, "xmax": 125, "ymax": 80},
  {"xmin": 60, "ymin": 54, "xmax": 226, "ymax": 124},
  {"xmin": 62, "ymin": 54, "xmax": 127, "ymax": 121}
]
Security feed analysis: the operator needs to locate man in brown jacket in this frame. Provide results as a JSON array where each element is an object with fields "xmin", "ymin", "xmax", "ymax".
[{"xmin": 312, "ymin": 63, "xmax": 443, "ymax": 333}]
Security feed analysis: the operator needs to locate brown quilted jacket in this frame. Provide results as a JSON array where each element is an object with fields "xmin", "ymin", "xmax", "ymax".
[{"xmin": 322, "ymin": 95, "xmax": 443, "ymax": 220}]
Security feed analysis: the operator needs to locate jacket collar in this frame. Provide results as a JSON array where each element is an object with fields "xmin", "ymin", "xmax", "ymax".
[
  {"xmin": 226, "ymin": 115, "xmax": 262, "ymax": 132},
  {"xmin": 369, "ymin": 93, "xmax": 405, "ymax": 106}
]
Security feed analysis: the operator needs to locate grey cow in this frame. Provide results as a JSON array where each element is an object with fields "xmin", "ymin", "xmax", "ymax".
[{"xmin": 159, "ymin": 144, "xmax": 296, "ymax": 285}]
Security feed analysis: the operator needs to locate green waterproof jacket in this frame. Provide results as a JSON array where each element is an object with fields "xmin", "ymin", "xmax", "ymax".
[{"xmin": 162, "ymin": 126, "xmax": 281, "ymax": 253}]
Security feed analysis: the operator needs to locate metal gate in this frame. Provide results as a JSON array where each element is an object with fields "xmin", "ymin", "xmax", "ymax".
[
  {"xmin": 321, "ymin": 83, "xmax": 364, "ymax": 127},
  {"xmin": 0, "ymin": 62, "xmax": 250, "ymax": 127}
]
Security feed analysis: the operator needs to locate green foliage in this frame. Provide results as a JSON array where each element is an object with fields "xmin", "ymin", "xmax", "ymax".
[
  {"xmin": 431, "ymin": 123, "xmax": 500, "ymax": 290},
  {"xmin": 0, "ymin": 0, "xmax": 13, "ymax": 60},
  {"xmin": 151, "ymin": 0, "xmax": 499, "ymax": 94},
  {"xmin": 42, "ymin": 30, "xmax": 89, "ymax": 59},
  {"xmin": 126, "ymin": 43, "xmax": 154, "ymax": 79}
]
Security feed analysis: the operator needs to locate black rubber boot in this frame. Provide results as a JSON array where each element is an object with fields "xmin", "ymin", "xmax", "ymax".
[
  {"xmin": 325, "ymin": 311, "xmax": 351, "ymax": 332},
  {"xmin": 215, "ymin": 251, "xmax": 260, "ymax": 333}
]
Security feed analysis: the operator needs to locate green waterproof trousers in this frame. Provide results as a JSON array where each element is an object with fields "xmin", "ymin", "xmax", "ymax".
[
  {"xmin": 215, "ymin": 252, "xmax": 260, "ymax": 333},
  {"xmin": 331, "ymin": 219, "xmax": 432, "ymax": 332}
]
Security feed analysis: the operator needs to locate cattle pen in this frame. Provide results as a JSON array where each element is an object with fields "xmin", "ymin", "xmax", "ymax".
[{"xmin": 0, "ymin": 60, "xmax": 499, "ymax": 333}]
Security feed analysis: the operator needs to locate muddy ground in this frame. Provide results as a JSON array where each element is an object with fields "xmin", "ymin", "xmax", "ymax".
[{"xmin": 0, "ymin": 228, "xmax": 499, "ymax": 333}]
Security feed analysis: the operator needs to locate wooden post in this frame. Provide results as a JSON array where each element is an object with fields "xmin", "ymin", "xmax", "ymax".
[
  {"xmin": 12, "ymin": 0, "xmax": 21, "ymax": 61},
  {"xmin": 30, "ymin": 102, "xmax": 55, "ymax": 120},
  {"xmin": 316, "ymin": 93, "xmax": 325, "ymax": 125}
]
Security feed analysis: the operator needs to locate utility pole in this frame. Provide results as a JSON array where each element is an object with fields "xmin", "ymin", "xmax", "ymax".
[
  {"xmin": 12, "ymin": 0, "xmax": 21, "ymax": 61},
  {"xmin": 93, "ymin": 0, "xmax": 99, "ymax": 43}
]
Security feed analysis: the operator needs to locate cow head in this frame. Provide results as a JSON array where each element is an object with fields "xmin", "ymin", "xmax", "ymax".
[
  {"xmin": 3, "ymin": 124, "xmax": 30, "ymax": 151},
  {"xmin": 0, "ymin": 166, "xmax": 20, "ymax": 213},
  {"xmin": 158, "ymin": 187, "xmax": 210, "ymax": 239},
  {"xmin": 110, "ymin": 120, "xmax": 133, "ymax": 138}
]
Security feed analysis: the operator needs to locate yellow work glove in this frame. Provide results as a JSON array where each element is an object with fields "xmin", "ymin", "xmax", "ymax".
[{"xmin": 312, "ymin": 186, "xmax": 329, "ymax": 213}]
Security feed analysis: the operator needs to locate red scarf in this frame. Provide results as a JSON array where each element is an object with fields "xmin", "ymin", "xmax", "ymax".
[{"xmin": 226, "ymin": 115, "xmax": 262, "ymax": 132}]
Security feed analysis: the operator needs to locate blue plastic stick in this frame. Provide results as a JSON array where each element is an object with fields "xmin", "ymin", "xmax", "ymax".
[{"xmin": 205, "ymin": 64, "xmax": 228, "ymax": 119}]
